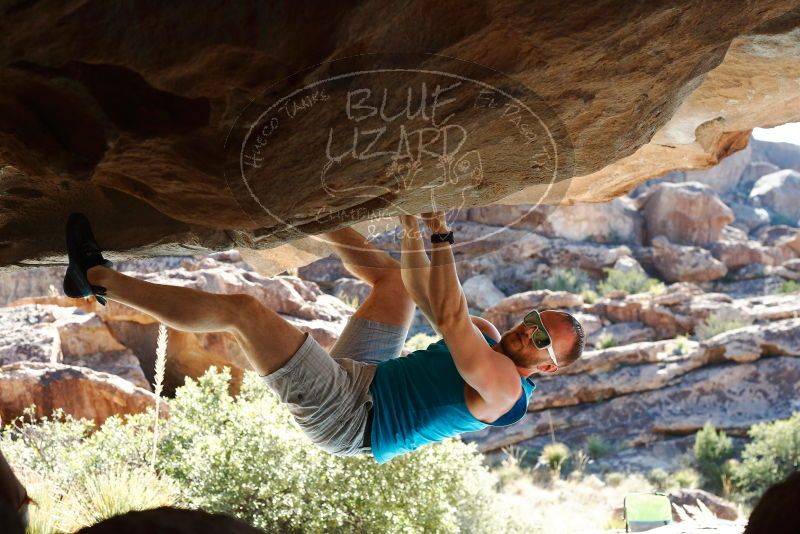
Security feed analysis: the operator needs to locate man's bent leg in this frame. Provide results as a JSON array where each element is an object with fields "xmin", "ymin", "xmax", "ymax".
[
  {"xmin": 324, "ymin": 227, "xmax": 415, "ymax": 328},
  {"xmin": 85, "ymin": 265, "xmax": 371, "ymax": 456},
  {"xmin": 86, "ymin": 266, "xmax": 305, "ymax": 375}
]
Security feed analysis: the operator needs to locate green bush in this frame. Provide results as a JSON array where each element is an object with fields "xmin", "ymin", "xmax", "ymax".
[
  {"xmin": 693, "ymin": 422, "xmax": 734, "ymax": 493},
  {"xmin": 585, "ymin": 436, "xmax": 612, "ymax": 460},
  {"xmin": 580, "ymin": 289, "xmax": 599, "ymax": 304},
  {"xmin": 532, "ymin": 269, "xmax": 594, "ymax": 294},
  {"xmin": 604, "ymin": 472, "xmax": 625, "ymax": 488},
  {"xmin": 3, "ymin": 369, "xmax": 513, "ymax": 534},
  {"xmin": 404, "ymin": 332, "xmax": 438, "ymax": 352},
  {"xmin": 540, "ymin": 443, "xmax": 570, "ymax": 476},
  {"xmin": 597, "ymin": 268, "xmax": 665, "ymax": 297},
  {"xmin": 670, "ymin": 335, "xmax": 693, "ymax": 356},
  {"xmin": 695, "ymin": 309, "xmax": 753, "ymax": 340},
  {"xmin": 335, "ymin": 292, "xmax": 361, "ymax": 309},
  {"xmin": 779, "ymin": 280, "xmax": 800, "ymax": 294},
  {"xmin": 733, "ymin": 413, "xmax": 800, "ymax": 502},
  {"xmin": 597, "ymin": 333, "xmax": 617, "ymax": 349},
  {"xmin": 646, "ymin": 468, "xmax": 669, "ymax": 491},
  {"xmin": 670, "ymin": 468, "xmax": 700, "ymax": 489}
]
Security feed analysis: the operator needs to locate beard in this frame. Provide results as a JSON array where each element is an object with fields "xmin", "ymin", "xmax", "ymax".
[{"xmin": 499, "ymin": 330, "xmax": 536, "ymax": 368}]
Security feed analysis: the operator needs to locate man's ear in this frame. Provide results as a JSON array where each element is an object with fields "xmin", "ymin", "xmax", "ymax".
[{"xmin": 537, "ymin": 363, "xmax": 558, "ymax": 374}]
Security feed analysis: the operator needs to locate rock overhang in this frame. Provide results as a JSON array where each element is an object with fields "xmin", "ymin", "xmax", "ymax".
[{"xmin": 0, "ymin": 1, "xmax": 799, "ymax": 273}]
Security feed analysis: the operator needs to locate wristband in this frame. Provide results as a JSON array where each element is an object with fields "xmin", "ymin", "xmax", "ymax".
[{"xmin": 430, "ymin": 231, "xmax": 454, "ymax": 245}]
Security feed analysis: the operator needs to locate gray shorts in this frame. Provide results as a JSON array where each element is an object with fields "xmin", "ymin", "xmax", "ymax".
[{"xmin": 261, "ymin": 316, "xmax": 408, "ymax": 456}]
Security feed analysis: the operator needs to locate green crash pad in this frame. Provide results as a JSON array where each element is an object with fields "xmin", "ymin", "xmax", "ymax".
[{"xmin": 624, "ymin": 493, "xmax": 672, "ymax": 532}]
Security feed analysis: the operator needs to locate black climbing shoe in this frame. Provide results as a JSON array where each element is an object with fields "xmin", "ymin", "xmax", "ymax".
[{"xmin": 62, "ymin": 213, "xmax": 113, "ymax": 305}]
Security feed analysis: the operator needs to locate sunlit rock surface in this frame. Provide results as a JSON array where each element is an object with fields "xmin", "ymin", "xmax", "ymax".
[{"xmin": 1, "ymin": 2, "xmax": 799, "ymax": 272}]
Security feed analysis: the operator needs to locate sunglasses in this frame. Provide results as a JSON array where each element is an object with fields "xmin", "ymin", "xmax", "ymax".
[{"xmin": 522, "ymin": 310, "xmax": 558, "ymax": 367}]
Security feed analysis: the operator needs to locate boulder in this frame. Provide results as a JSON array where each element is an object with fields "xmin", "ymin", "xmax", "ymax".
[
  {"xmin": 668, "ymin": 490, "xmax": 738, "ymax": 521},
  {"xmin": 0, "ymin": 305, "xmax": 60, "ymax": 365},
  {"xmin": 738, "ymin": 161, "xmax": 780, "ymax": 194},
  {"xmin": 588, "ymin": 321, "xmax": 655, "ymax": 348},
  {"xmin": 462, "ymin": 275, "xmax": 506, "ymax": 311},
  {"xmin": 708, "ymin": 226, "xmax": 773, "ymax": 270},
  {"xmin": 639, "ymin": 305, "xmax": 694, "ymax": 339},
  {"xmin": 682, "ymin": 142, "xmax": 751, "ymax": 194},
  {"xmin": 651, "ymin": 236, "xmax": 728, "ymax": 282},
  {"xmin": 643, "ymin": 182, "xmax": 734, "ymax": 246},
  {"xmin": 545, "ymin": 197, "xmax": 644, "ymax": 245},
  {"xmin": 483, "ymin": 290, "xmax": 583, "ymax": 331},
  {"xmin": 297, "ymin": 257, "xmax": 352, "ymax": 290},
  {"xmin": 332, "ymin": 278, "xmax": 371, "ymax": 306},
  {"xmin": 531, "ymin": 341, "xmax": 708, "ymax": 409},
  {"xmin": 714, "ymin": 276, "xmax": 785, "ymax": 299},
  {"xmin": 461, "ymin": 205, "xmax": 552, "ymax": 231},
  {"xmin": 757, "ymin": 225, "xmax": 800, "ymax": 264},
  {"xmin": 541, "ymin": 241, "xmax": 632, "ymax": 276},
  {"xmin": 569, "ymin": 312, "xmax": 603, "ymax": 337},
  {"xmin": 775, "ymin": 258, "xmax": 800, "ymax": 281},
  {"xmin": 612, "ymin": 256, "xmax": 646, "ymax": 275},
  {"xmin": 740, "ymin": 293, "xmax": 800, "ymax": 322},
  {"xmin": 559, "ymin": 339, "xmax": 697, "ymax": 376},
  {"xmin": 702, "ymin": 318, "xmax": 800, "ymax": 363},
  {"xmin": 599, "ymin": 298, "xmax": 642, "ymax": 323},
  {"xmin": 648, "ymin": 282, "xmax": 705, "ymax": 306},
  {"xmin": 0, "ymin": 362, "xmax": 156, "ymax": 425},
  {"xmin": 729, "ymin": 202, "xmax": 770, "ymax": 234},
  {"xmin": 749, "ymin": 169, "xmax": 800, "ymax": 225},
  {"xmin": 751, "ymin": 138, "xmax": 800, "ymax": 172}
]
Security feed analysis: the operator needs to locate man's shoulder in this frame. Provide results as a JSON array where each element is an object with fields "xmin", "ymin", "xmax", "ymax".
[{"xmin": 469, "ymin": 315, "xmax": 501, "ymax": 343}]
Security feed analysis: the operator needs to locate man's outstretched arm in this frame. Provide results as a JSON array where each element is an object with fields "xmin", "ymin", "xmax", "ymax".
[
  {"xmin": 399, "ymin": 216, "xmax": 499, "ymax": 339},
  {"xmin": 398, "ymin": 215, "xmax": 438, "ymax": 330},
  {"xmin": 404, "ymin": 212, "xmax": 520, "ymax": 406}
]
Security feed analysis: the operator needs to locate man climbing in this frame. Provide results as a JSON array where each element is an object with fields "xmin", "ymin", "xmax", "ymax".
[{"xmin": 63, "ymin": 212, "xmax": 584, "ymax": 463}]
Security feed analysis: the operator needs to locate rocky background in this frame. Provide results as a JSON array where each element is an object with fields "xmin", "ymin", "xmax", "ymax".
[{"xmin": 0, "ymin": 136, "xmax": 798, "ymax": 480}]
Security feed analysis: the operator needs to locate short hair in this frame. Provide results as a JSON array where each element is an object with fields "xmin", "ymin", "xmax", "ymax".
[
  {"xmin": 745, "ymin": 471, "xmax": 800, "ymax": 534},
  {"xmin": 557, "ymin": 312, "xmax": 584, "ymax": 367}
]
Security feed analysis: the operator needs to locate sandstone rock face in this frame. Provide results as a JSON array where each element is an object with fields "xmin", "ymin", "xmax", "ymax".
[
  {"xmin": 467, "ymin": 356, "xmax": 800, "ymax": 458},
  {"xmin": 462, "ymin": 275, "xmax": 506, "ymax": 311},
  {"xmin": 709, "ymin": 226, "xmax": 773, "ymax": 270},
  {"xmin": 0, "ymin": 362, "xmax": 156, "ymax": 425},
  {"xmin": 1, "ymin": 2, "xmax": 799, "ymax": 272},
  {"xmin": 651, "ymin": 237, "xmax": 728, "ymax": 282},
  {"xmin": 729, "ymin": 202, "xmax": 770, "ymax": 233},
  {"xmin": 483, "ymin": 290, "xmax": 583, "ymax": 331},
  {"xmin": 775, "ymin": 258, "xmax": 800, "ymax": 281},
  {"xmin": 681, "ymin": 143, "xmax": 752, "ymax": 194},
  {"xmin": 643, "ymin": 182, "xmax": 734, "ymax": 246},
  {"xmin": 587, "ymin": 321, "xmax": 656, "ymax": 348},
  {"xmin": 739, "ymin": 161, "xmax": 781, "ymax": 193},
  {"xmin": 0, "ymin": 305, "xmax": 60, "ymax": 365},
  {"xmin": 749, "ymin": 169, "xmax": 800, "ymax": 224},
  {"xmin": 0, "ymin": 304, "xmax": 150, "ymax": 388},
  {"xmin": 545, "ymin": 198, "xmax": 644, "ymax": 245}
]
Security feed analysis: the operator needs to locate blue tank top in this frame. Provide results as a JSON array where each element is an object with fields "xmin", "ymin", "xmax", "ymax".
[{"xmin": 369, "ymin": 334, "xmax": 536, "ymax": 463}]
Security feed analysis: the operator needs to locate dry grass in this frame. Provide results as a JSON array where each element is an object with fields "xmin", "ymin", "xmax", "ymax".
[{"xmin": 494, "ymin": 470, "xmax": 655, "ymax": 533}]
